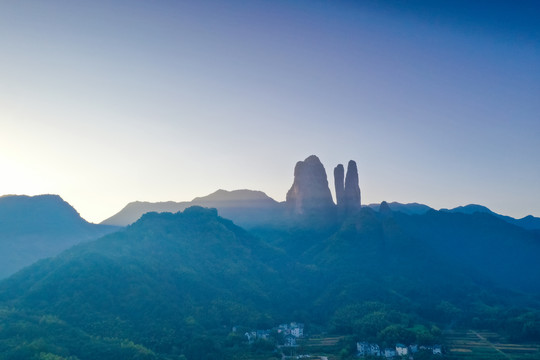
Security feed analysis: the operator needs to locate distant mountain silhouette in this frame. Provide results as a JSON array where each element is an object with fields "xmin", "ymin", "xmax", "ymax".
[
  {"xmin": 102, "ymin": 154, "xmax": 540, "ymax": 233},
  {"xmin": 191, "ymin": 189, "xmax": 284, "ymax": 227},
  {"xmin": 441, "ymin": 204, "xmax": 540, "ymax": 230},
  {"xmin": 102, "ymin": 156, "xmax": 363, "ymax": 228},
  {"xmin": 191, "ymin": 188, "xmax": 276, "ymax": 205},
  {"xmin": 0, "ymin": 195, "xmax": 118, "ymax": 278},
  {"xmin": 100, "ymin": 200, "xmax": 191, "ymax": 226},
  {"xmin": 101, "ymin": 189, "xmax": 283, "ymax": 227},
  {"xmin": 442, "ymin": 203, "xmax": 493, "ymax": 215},
  {"xmin": 367, "ymin": 201, "xmax": 434, "ymax": 215},
  {"xmin": 366, "ymin": 202, "xmax": 540, "ymax": 230}
]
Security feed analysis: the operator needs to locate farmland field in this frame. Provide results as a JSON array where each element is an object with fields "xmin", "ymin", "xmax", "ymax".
[{"xmin": 444, "ymin": 330, "xmax": 540, "ymax": 360}]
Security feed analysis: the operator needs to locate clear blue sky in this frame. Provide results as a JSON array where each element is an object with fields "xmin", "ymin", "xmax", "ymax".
[{"xmin": 1, "ymin": 0, "xmax": 539, "ymax": 223}]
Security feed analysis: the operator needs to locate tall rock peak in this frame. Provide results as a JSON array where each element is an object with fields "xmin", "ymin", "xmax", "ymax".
[
  {"xmin": 334, "ymin": 164, "xmax": 345, "ymax": 206},
  {"xmin": 340, "ymin": 160, "xmax": 361, "ymax": 213},
  {"xmin": 286, "ymin": 155, "xmax": 334, "ymax": 215}
]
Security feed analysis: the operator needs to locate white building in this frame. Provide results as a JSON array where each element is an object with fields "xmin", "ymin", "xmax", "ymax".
[
  {"xmin": 244, "ymin": 331, "xmax": 257, "ymax": 343},
  {"xmin": 356, "ymin": 342, "xmax": 381, "ymax": 357},
  {"xmin": 291, "ymin": 325, "xmax": 304, "ymax": 338},
  {"xmin": 370, "ymin": 344, "xmax": 381, "ymax": 356},
  {"xmin": 278, "ymin": 323, "xmax": 289, "ymax": 332},
  {"xmin": 357, "ymin": 342, "xmax": 369, "ymax": 356},
  {"xmin": 384, "ymin": 348, "xmax": 396, "ymax": 358},
  {"xmin": 396, "ymin": 343, "xmax": 408, "ymax": 356},
  {"xmin": 284, "ymin": 334, "xmax": 297, "ymax": 347},
  {"xmin": 256, "ymin": 330, "xmax": 270, "ymax": 339}
]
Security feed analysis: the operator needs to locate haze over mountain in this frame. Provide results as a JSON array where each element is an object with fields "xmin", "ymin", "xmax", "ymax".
[
  {"xmin": 2, "ymin": 0, "xmax": 539, "ymax": 358},
  {"xmin": 101, "ymin": 189, "xmax": 282, "ymax": 228},
  {"xmin": 366, "ymin": 202, "xmax": 434, "ymax": 215},
  {"xmin": 0, "ymin": 155, "xmax": 539, "ymax": 359},
  {"xmin": 366, "ymin": 202, "xmax": 540, "ymax": 231},
  {"xmin": 0, "ymin": 195, "xmax": 118, "ymax": 278},
  {"xmin": 2, "ymin": 1, "xmax": 538, "ymax": 225},
  {"xmin": 103, "ymin": 155, "xmax": 540, "ymax": 233},
  {"xmin": 441, "ymin": 204, "xmax": 540, "ymax": 231},
  {"xmin": 101, "ymin": 156, "xmax": 362, "ymax": 227},
  {"xmin": 0, "ymin": 207, "xmax": 300, "ymax": 359}
]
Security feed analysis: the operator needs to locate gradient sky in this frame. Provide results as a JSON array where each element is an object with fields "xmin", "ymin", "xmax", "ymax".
[{"xmin": 1, "ymin": 0, "xmax": 539, "ymax": 223}]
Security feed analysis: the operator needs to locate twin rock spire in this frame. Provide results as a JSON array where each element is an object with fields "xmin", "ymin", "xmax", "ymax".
[
  {"xmin": 286, "ymin": 155, "xmax": 361, "ymax": 216},
  {"xmin": 334, "ymin": 160, "xmax": 361, "ymax": 213}
]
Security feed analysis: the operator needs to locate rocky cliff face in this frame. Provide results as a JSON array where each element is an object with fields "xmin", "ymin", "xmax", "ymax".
[
  {"xmin": 334, "ymin": 160, "xmax": 361, "ymax": 214},
  {"xmin": 286, "ymin": 155, "xmax": 335, "ymax": 215},
  {"xmin": 344, "ymin": 160, "xmax": 361, "ymax": 211},
  {"xmin": 334, "ymin": 164, "xmax": 345, "ymax": 206}
]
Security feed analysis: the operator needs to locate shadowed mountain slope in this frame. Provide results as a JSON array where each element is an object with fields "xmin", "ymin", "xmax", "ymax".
[
  {"xmin": 0, "ymin": 195, "xmax": 118, "ymax": 278},
  {"xmin": 0, "ymin": 207, "xmax": 297, "ymax": 358},
  {"xmin": 1, "ymin": 205, "xmax": 540, "ymax": 358},
  {"xmin": 391, "ymin": 209, "xmax": 540, "ymax": 293}
]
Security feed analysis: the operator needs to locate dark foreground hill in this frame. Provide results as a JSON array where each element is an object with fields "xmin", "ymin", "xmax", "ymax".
[
  {"xmin": 0, "ymin": 195, "xmax": 118, "ymax": 278},
  {"xmin": 391, "ymin": 209, "xmax": 540, "ymax": 293},
  {"xmin": 1, "ymin": 205, "xmax": 540, "ymax": 359},
  {"xmin": 0, "ymin": 207, "xmax": 299, "ymax": 360}
]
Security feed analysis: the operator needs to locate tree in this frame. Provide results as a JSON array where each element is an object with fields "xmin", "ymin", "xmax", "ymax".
[{"xmin": 377, "ymin": 325, "xmax": 415, "ymax": 346}]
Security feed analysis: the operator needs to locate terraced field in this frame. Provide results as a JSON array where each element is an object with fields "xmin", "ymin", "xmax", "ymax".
[
  {"xmin": 300, "ymin": 336, "xmax": 343, "ymax": 348},
  {"xmin": 444, "ymin": 330, "xmax": 540, "ymax": 360},
  {"xmin": 290, "ymin": 336, "xmax": 345, "ymax": 360}
]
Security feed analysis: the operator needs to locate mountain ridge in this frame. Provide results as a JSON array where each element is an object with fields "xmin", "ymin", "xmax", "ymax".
[
  {"xmin": 366, "ymin": 201, "xmax": 540, "ymax": 230},
  {"xmin": 0, "ymin": 155, "xmax": 539, "ymax": 359},
  {"xmin": 1, "ymin": 204, "xmax": 539, "ymax": 359},
  {"xmin": 101, "ymin": 189, "xmax": 281, "ymax": 228},
  {"xmin": 0, "ymin": 194, "xmax": 118, "ymax": 279},
  {"xmin": 100, "ymin": 155, "xmax": 539, "ymax": 231}
]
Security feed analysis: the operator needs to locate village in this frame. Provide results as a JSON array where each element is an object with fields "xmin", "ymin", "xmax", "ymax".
[
  {"xmin": 240, "ymin": 322, "xmax": 305, "ymax": 347},
  {"xmin": 236, "ymin": 322, "xmax": 444, "ymax": 359},
  {"xmin": 356, "ymin": 341, "xmax": 442, "ymax": 358}
]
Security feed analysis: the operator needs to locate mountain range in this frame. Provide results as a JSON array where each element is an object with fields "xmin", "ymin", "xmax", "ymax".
[
  {"xmin": 102, "ymin": 182, "xmax": 540, "ymax": 233},
  {"xmin": 0, "ymin": 155, "xmax": 539, "ymax": 359},
  {"xmin": 101, "ymin": 189, "xmax": 282, "ymax": 229}
]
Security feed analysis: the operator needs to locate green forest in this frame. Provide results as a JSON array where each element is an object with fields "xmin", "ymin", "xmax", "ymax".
[{"xmin": 0, "ymin": 206, "xmax": 539, "ymax": 359}]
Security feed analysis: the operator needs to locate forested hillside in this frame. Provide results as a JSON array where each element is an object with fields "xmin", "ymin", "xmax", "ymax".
[{"xmin": 0, "ymin": 205, "xmax": 539, "ymax": 359}]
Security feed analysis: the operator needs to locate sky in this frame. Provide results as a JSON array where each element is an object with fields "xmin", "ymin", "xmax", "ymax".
[{"xmin": 0, "ymin": 0, "xmax": 539, "ymax": 223}]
